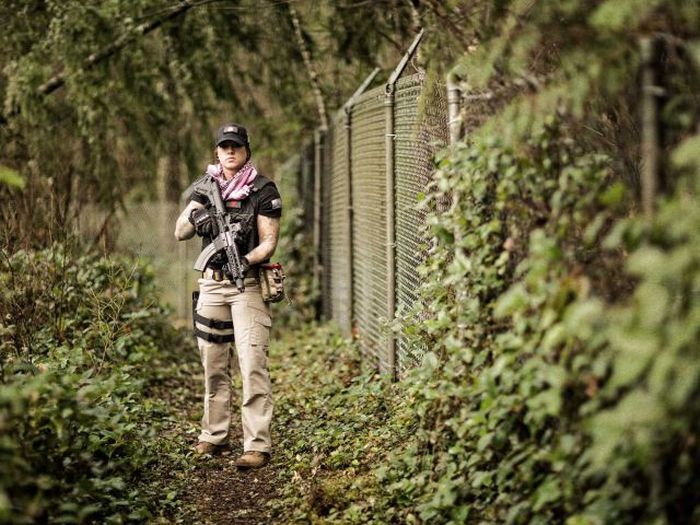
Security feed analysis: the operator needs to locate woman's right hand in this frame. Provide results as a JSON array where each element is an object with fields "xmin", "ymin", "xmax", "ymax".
[{"xmin": 189, "ymin": 207, "xmax": 219, "ymax": 237}]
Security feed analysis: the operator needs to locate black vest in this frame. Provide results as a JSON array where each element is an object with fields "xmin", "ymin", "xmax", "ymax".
[{"xmin": 198, "ymin": 174, "xmax": 275, "ymax": 269}]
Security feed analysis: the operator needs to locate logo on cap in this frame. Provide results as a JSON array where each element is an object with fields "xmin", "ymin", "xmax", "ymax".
[{"xmin": 216, "ymin": 123, "xmax": 249, "ymax": 147}]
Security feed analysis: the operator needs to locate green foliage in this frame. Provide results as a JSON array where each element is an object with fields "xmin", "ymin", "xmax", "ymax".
[
  {"xmin": 269, "ymin": 2, "xmax": 700, "ymax": 522},
  {"xmin": 270, "ymin": 124, "xmax": 700, "ymax": 524},
  {"xmin": 0, "ymin": 361, "xmax": 155, "ymax": 524},
  {"xmin": 0, "ymin": 165, "xmax": 23, "ymax": 188},
  {"xmin": 267, "ymin": 324, "xmax": 413, "ymax": 523},
  {"xmin": 373, "ymin": 119, "xmax": 621, "ymax": 524},
  {"xmin": 0, "ymin": 0, "xmax": 417, "ymax": 247},
  {"xmin": 0, "ymin": 243, "xmax": 175, "ymax": 369},
  {"xmin": 580, "ymin": 168, "xmax": 700, "ymax": 522},
  {"xmin": 1, "ymin": 2, "xmax": 698, "ymax": 524},
  {"xmin": 448, "ymin": 0, "xmax": 699, "ymax": 182},
  {"xmin": 358, "ymin": 2, "xmax": 700, "ymax": 523},
  {"xmin": 0, "ymin": 243, "xmax": 193, "ymax": 523}
]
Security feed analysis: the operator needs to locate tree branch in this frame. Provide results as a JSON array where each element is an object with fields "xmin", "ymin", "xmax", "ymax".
[
  {"xmin": 288, "ymin": 3, "xmax": 328, "ymax": 129},
  {"xmin": 40, "ymin": 1, "xmax": 196, "ymax": 97},
  {"xmin": 0, "ymin": 0, "xmax": 208, "ymax": 126}
]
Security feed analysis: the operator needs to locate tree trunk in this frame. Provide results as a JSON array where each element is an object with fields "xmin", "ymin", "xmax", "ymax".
[{"xmin": 288, "ymin": 4, "xmax": 328, "ymax": 130}]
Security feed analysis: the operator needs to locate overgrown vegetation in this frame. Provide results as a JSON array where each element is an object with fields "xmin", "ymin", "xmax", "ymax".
[
  {"xmin": 1, "ymin": 1, "xmax": 699, "ymax": 523},
  {"xmin": 263, "ymin": 1, "xmax": 700, "ymax": 524},
  {"xmin": 378, "ymin": 2, "xmax": 699, "ymax": 522},
  {"xmin": 258, "ymin": 128, "xmax": 700, "ymax": 523},
  {"xmin": 263, "ymin": 324, "xmax": 408, "ymax": 523},
  {"xmin": 375, "ymin": 127, "xmax": 698, "ymax": 524},
  {"xmin": 0, "ymin": 243, "xmax": 195, "ymax": 523}
]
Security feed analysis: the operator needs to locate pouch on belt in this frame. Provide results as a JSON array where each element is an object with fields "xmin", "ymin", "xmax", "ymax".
[{"xmin": 259, "ymin": 262, "xmax": 286, "ymax": 303}]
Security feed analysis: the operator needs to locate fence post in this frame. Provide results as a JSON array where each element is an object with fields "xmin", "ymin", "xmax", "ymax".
[
  {"xmin": 447, "ymin": 71, "xmax": 463, "ymax": 144},
  {"xmin": 343, "ymin": 111, "xmax": 354, "ymax": 334},
  {"xmin": 313, "ymin": 126, "xmax": 326, "ymax": 317},
  {"xmin": 383, "ymin": 29, "xmax": 424, "ymax": 379},
  {"xmin": 384, "ymin": 81, "xmax": 397, "ymax": 378},
  {"xmin": 640, "ymin": 36, "xmax": 661, "ymax": 221}
]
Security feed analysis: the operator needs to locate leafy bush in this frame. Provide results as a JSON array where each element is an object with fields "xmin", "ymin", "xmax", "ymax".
[
  {"xmin": 580, "ymin": 169, "xmax": 700, "ymax": 523},
  {"xmin": 268, "ymin": 2, "xmax": 700, "ymax": 520},
  {"xmin": 0, "ymin": 243, "xmax": 191, "ymax": 523},
  {"xmin": 0, "ymin": 360, "xmax": 155, "ymax": 523},
  {"xmin": 376, "ymin": 120, "xmax": 697, "ymax": 525},
  {"xmin": 267, "ymin": 115, "xmax": 700, "ymax": 524},
  {"xmin": 0, "ymin": 244, "xmax": 178, "ymax": 370},
  {"xmin": 380, "ymin": 120, "xmax": 619, "ymax": 524},
  {"xmin": 354, "ymin": 2, "xmax": 700, "ymax": 523}
]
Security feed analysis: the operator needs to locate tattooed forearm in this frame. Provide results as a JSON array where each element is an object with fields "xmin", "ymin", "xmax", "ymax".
[
  {"xmin": 245, "ymin": 215, "xmax": 280, "ymax": 264},
  {"xmin": 174, "ymin": 200, "xmax": 203, "ymax": 240}
]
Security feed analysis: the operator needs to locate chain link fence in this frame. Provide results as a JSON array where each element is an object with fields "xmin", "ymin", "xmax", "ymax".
[
  {"xmin": 394, "ymin": 74, "xmax": 449, "ymax": 374},
  {"xmin": 280, "ymin": 32, "xmax": 451, "ymax": 377},
  {"xmin": 349, "ymin": 84, "xmax": 390, "ymax": 369},
  {"xmin": 328, "ymin": 112, "xmax": 353, "ymax": 333}
]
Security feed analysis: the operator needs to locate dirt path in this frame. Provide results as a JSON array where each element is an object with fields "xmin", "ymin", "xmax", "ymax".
[
  {"xmin": 153, "ymin": 325, "xmax": 370, "ymax": 524},
  {"xmin": 175, "ymin": 371, "xmax": 285, "ymax": 525},
  {"xmin": 183, "ymin": 428, "xmax": 282, "ymax": 524}
]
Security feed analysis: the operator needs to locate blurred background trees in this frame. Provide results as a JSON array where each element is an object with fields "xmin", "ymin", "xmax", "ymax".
[{"xmin": 0, "ymin": 0, "xmax": 420, "ymax": 248}]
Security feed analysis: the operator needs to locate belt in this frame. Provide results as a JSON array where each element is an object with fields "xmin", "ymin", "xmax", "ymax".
[{"xmin": 202, "ymin": 267, "xmax": 258, "ymax": 282}]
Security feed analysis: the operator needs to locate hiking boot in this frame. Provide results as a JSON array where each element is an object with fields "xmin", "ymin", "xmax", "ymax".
[
  {"xmin": 234, "ymin": 451, "xmax": 270, "ymax": 469},
  {"xmin": 194, "ymin": 441, "xmax": 228, "ymax": 455}
]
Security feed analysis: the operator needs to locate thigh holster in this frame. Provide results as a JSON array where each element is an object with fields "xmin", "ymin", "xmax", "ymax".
[{"xmin": 192, "ymin": 291, "xmax": 234, "ymax": 343}]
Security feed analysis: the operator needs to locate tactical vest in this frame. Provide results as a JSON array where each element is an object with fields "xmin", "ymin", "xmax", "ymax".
[{"xmin": 197, "ymin": 174, "xmax": 276, "ymax": 269}]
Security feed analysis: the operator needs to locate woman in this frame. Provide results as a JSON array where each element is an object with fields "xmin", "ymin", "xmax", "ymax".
[{"xmin": 174, "ymin": 123, "xmax": 282, "ymax": 469}]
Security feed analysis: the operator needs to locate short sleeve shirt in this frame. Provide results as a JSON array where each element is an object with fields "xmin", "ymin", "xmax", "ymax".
[{"xmin": 255, "ymin": 183, "xmax": 282, "ymax": 218}]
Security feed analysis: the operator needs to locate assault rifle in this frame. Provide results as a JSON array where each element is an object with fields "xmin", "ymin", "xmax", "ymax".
[{"xmin": 192, "ymin": 176, "xmax": 248, "ymax": 292}]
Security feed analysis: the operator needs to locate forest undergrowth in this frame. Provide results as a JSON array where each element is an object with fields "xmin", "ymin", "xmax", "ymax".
[
  {"xmin": 1, "ymin": 208, "xmax": 699, "ymax": 524},
  {"xmin": 0, "ymin": 243, "xmax": 201, "ymax": 523},
  {"xmin": 0, "ymin": 240, "xmax": 394, "ymax": 524}
]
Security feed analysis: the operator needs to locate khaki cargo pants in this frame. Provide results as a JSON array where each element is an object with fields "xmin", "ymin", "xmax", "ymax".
[{"xmin": 194, "ymin": 275, "xmax": 273, "ymax": 454}]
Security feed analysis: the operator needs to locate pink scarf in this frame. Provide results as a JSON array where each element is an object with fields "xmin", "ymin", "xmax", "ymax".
[{"xmin": 206, "ymin": 161, "xmax": 258, "ymax": 201}]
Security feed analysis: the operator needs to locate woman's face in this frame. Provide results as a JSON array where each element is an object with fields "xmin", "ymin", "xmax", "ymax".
[{"xmin": 216, "ymin": 141, "xmax": 247, "ymax": 174}]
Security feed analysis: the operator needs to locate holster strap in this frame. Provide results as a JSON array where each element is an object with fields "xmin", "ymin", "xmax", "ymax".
[
  {"xmin": 193, "ymin": 326, "xmax": 234, "ymax": 344},
  {"xmin": 193, "ymin": 311, "xmax": 233, "ymax": 330},
  {"xmin": 192, "ymin": 291, "xmax": 234, "ymax": 343}
]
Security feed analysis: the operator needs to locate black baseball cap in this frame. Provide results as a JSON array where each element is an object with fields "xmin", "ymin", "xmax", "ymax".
[{"xmin": 215, "ymin": 123, "xmax": 249, "ymax": 147}]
